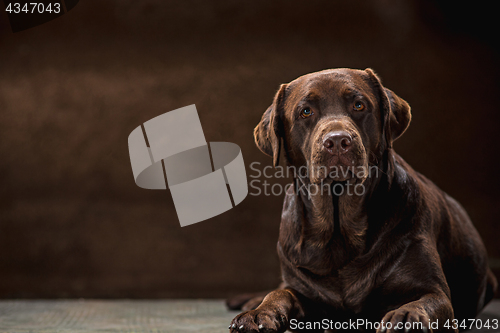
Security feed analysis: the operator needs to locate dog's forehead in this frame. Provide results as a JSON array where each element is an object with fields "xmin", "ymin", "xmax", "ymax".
[{"xmin": 288, "ymin": 69, "xmax": 372, "ymax": 100}]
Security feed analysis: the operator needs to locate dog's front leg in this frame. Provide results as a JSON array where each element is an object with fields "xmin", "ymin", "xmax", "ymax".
[
  {"xmin": 377, "ymin": 292, "xmax": 456, "ymax": 333},
  {"xmin": 229, "ymin": 288, "xmax": 305, "ymax": 333}
]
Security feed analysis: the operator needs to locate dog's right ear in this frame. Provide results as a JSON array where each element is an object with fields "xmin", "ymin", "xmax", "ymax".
[{"xmin": 253, "ymin": 84, "xmax": 287, "ymax": 167}]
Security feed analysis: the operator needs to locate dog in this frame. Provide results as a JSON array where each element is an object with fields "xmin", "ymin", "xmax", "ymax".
[{"xmin": 227, "ymin": 68, "xmax": 497, "ymax": 333}]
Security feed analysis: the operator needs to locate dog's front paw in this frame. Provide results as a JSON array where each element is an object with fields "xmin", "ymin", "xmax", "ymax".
[
  {"xmin": 241, "ymin": 296, "xmax": 265, "ymax": 311},
  {"xmin": 229, "ymin": 307, "xmax": 287, "ymax": 333},
  {"xmin": 377, "ymin": 307, "xmax": 430, "ymax": 333}
]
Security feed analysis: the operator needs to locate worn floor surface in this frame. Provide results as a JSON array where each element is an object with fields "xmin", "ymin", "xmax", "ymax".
[{"xmin": 0, "ymin": 299, "xmax": 499, "ymax": 332}]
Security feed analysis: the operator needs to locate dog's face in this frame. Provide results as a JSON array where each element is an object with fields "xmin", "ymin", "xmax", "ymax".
[{"xmin": 255, "ymin": 68, "xmax": 411, "ymax": 184}]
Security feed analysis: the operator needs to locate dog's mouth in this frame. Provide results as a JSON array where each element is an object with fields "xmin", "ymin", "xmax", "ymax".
[
  {"xmin": 309, "ymin": 155, "xmax": 369, "ymax": 184},
  {"xmin": 326, "ymin": 164, "xmax": 356, "ymax": 182}
]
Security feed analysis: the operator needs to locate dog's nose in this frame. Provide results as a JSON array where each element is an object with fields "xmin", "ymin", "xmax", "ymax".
[{"xmin": 323, "ymin": 131, "xmax": 352, "ymax": 154}]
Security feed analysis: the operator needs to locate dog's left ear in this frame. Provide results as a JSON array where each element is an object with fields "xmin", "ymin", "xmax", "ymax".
[
  {"xmin": 365, "ymin": 68, "xmax": 411, "ymax": 148},
  {"xmin": 253, "ymin": 84, "xmax": 287, "ymax": 167}
]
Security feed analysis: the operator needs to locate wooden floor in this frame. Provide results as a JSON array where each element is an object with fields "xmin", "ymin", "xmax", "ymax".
[{"xmin": 0, "ymin": 299, "xmax": 498, "ymax": 332}]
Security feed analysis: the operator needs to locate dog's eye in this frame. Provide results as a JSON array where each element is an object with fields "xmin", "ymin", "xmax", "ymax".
[
  {"xmin": 353, "ymin": 101, "xmax": 365, "ymax": 111},
  {"xmin": 300, "ymin": 108, "xmax": 314, "ymax": 118}
]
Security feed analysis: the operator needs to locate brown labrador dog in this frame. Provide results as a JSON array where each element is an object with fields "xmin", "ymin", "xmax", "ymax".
[{"xmin": 227, "ymin": 68, "xmax": 497, "ymax": 333}]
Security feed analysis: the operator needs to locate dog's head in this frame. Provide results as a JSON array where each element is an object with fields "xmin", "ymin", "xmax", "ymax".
[{"xmin": 254, "ymin": 68, "xmax": 411, "ymax": 184}]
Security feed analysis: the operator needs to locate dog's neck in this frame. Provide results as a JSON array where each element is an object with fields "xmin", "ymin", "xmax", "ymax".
[
  {"xmin": 295, "ymin": 179, "xmax": 367, "ymax": 252},
  {"xmin": 293, "ymin": 149, "xmax": 395, "ymax": 255}
]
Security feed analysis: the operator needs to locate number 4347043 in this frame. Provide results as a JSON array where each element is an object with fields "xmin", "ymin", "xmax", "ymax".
[{"xmin": 5, "ymin": 2, "xmax": 61, "ymax": 14}]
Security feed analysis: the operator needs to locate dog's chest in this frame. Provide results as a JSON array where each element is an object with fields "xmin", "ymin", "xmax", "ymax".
[
  {"xmin": 284, "ymin": 237, "xmax": 375, "ymax": 312},
  {"xmin": 294, "ymin": 235, "xmax": 352, "ymax": 275}
]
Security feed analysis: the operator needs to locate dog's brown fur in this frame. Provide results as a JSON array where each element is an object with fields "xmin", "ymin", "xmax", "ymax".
[{"xmin": 227, "ymin": 68, "xmax": 497, "ymax": 333}]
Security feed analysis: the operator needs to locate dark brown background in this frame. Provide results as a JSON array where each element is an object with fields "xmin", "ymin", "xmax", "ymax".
[{"xmin": 0, "ymin": 0, "xmax": 499, "ymax": 298}]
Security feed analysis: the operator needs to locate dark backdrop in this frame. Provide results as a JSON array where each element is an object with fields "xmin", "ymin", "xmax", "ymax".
[{"xmin": 0, "ymin": 0, "xmax": 499, "ymax": 298}]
